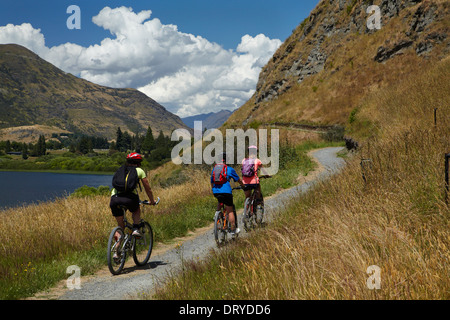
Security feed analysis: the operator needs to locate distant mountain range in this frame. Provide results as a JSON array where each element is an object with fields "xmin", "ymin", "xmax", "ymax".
[
  {"xmin": 181, "ymin": 109, "xmax": 233, "ymax": 129},
  {"xmin": 0, "ymin": 44, "xmax": 188, "ymax": 141}
]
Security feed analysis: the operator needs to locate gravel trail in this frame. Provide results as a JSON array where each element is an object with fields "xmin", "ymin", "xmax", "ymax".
[{"xmin": 53, "ymin": 147, "xmax": 345, "ymax": 300}]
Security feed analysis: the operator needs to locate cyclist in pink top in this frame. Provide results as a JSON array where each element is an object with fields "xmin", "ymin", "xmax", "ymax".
[{"xmin": 241, "ymin": 145, "xmax": 263, "ymax": 204}]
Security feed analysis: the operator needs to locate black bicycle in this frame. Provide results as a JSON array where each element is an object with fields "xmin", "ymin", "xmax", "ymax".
[
  {"xmin": 242, "ymin": 176, "xmax": 270, "ymax": 231},
  {"xmin": 107, "ymin": 198, "xmax": 160, "ymax": 275}
]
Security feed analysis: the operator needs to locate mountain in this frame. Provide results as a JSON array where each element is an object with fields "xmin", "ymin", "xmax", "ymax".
[
  {"xmin": 181, "ymin": 109, "xmax": 233, "ymax": 129},
  {"xmin": 225, "ymin": 0, "xmax": 449, "ymax": 128},
  {"xmin": 0, "ymin": 44, "xmax": 188, "ymax": 141}
]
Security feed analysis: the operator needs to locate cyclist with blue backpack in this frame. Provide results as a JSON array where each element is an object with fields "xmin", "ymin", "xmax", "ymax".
[{"xmin": 211, "ymin": 152, "xmax": 245, "ymax": 236}]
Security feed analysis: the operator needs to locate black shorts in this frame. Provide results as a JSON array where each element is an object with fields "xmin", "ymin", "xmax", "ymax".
[
  {"xmin": 110, "ymin": 193, "xmax": 140, "ymax": 217},
  {"xmin": 214, "ymin": 193, "xmax": 234, "ymax": 207},
  {"xmin": 244, "ymin": 184, "xmax": 259, "ymax": 191}
]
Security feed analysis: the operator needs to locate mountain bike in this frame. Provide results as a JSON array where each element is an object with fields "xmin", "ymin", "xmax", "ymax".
[
  {"xmin": 242, "ymin": 176, "xmax": 271, "ymax": 231},
  {"xmin": 107, "ymin": 198, "xmax": 160, "ymax": 275},
  {"xmin": 213, "ymin": 188, "xmax": 241, "ymax": 247}
]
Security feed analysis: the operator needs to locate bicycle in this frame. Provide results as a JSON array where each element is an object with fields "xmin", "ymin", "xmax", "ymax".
[
  {"xmin": 107, "ymin": 197, "xmax": 160, "ymax": 275},
  {"xmin": 242, "ymin": 176, "xmax": 271, "ymax": 231},
  {"xmin": 213, "ymin": 188, "xmax": 241, "ymax": 247}
]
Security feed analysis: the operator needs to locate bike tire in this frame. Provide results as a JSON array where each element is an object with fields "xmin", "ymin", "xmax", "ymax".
[
  {"xmin": 243, "ymin": 198, "xmax": 252, "ymax": 232},
  {"xmin": 107, "ymin": 227, "xmax": 126, "ymax": 275},
  {"xmin": 133, "ymin": 221, "xmax": 153, "ymax": 266},
  {"xmin": 256, "ymin": 202, "xmax": 264, "ymax": 226},
  {"xmin": 214, "ymin": 211, "xmax": 227, "ymax": 247}
]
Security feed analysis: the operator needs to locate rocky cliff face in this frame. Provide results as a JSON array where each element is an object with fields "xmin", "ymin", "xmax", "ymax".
[{"xmin": 226, "ymin": 0, "xmax": 449, "ymax": 127}]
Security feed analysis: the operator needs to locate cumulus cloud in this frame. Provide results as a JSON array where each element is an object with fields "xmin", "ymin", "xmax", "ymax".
[{"xmin": 0, "ymin": 7, "xmax": 281, "ymax": 117}]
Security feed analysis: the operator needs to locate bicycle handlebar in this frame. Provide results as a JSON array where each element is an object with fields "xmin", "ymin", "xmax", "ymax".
[
  {"xmin": 232, "ymin": 175, "xmax": 272, "ymax": 192},
  {"xmin": 141, "ymin": 197, "xmax": 160, "ymax": 206}
]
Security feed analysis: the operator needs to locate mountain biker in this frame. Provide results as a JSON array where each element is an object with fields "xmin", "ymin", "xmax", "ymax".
[
  {"xmin": 211, "ymin": 152, "xmax": 245, "ymax": 236},
  {"xmin": 109, "ymin": 152, "xmax": 157, "ymax": 239},
  {"xmin": 242, "ymin": 145, "xmax": 264, "ymax": 205}
]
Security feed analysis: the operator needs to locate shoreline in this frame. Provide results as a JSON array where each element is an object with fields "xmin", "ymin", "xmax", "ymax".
[{"xmin": 0, "ymin": 168, "xmax": 114, "ymax": 175}]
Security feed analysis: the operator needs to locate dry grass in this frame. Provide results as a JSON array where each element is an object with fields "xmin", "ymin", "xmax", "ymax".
[
  {"xmin": 0, "ymin": 165, "xmax": 213, "ymax": 299},
  {"xmin": 225, "ymin": 0, "xmax": 449, "ymax": 128},
  {"xmin": 154, "ymin": 56, "xmax": 449, "ymax": 300}
]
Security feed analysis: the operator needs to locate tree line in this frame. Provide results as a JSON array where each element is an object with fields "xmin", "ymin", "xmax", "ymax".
[
  {"xmin": 111, "ymin": 126, "xmax": 177, "ymax": 165},
  {"xmin": 0, "ymin": 125, "xmax": 176, "ymax": 167}
]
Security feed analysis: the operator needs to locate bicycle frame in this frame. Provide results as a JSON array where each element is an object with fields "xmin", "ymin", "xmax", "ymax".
[
  {"xmin": 246, "ymin": 187, "xmax": 260, "ymax": 217},
  {"xmin": 243, "ymin": 176, "xmax": 270, "ymax": 230},
  {"xmin": 218, "ymin": 204, "xmax": 229, "ymax": 229},
  {"xmin": 213, "ymin": 189, "xmax": 239, "ymax": 247}
]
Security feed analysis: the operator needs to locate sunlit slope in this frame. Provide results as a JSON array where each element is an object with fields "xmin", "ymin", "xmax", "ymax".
[{"xmin": 225, "ymin": 0, "xmax": 449, "ymax": 128}]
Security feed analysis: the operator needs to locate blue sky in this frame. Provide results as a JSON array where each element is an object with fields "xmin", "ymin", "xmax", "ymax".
[{"xmin": 0, "ymin": 0, "xmax": 319, "ymax": 117}]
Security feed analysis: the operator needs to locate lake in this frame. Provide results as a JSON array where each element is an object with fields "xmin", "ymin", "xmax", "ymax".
[{"xmin": 0, "ymin": 171, "xmax": 113, "ymax": 210}]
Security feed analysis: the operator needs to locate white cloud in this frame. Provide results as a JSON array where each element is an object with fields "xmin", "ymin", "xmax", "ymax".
[
  {"xmin": 0, "ymin": 23, "xmax": 48, "ymax": 55},
  {"xmin": 0, "ymin": 7, "xmax": 281, "ymax": 117}
]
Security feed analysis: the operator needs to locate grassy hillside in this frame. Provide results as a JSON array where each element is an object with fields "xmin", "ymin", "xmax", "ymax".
[
  {"xmin": 152, "ymin": 56, "xmax": 449, "ymax": 300},
  {"xmin": 225, "ymin": 0, "xmax": 449, "ymax": 128},
  {"xmin": 0, "ymin": 136, "xmax": 331, "ymax": 299},
  {"xmin": 0, "ymin": 44, "xmax": 187, "ymax": 140}
]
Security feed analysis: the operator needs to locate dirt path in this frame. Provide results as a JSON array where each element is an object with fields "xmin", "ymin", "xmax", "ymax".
[{"xmin": 30, "ymin": 147, "xmax": 345, "ymax": 300}]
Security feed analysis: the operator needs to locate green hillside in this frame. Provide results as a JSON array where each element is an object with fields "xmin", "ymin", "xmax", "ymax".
[{"xmin": 0, "ymin": 44, "xmax": 188, "ymax": 140}]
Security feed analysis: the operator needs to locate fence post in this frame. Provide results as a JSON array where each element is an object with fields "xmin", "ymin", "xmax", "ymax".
[
  {"xmin": 361, "ymin": 159, "xmax": 372, "ymax": 184},
  {"xmin": 434, "ymin": 108, "xmax": 438, "ymax": 127},
  {"xmin": 445, "ymin": 153, "xmax": 449, "ymax": 205}
]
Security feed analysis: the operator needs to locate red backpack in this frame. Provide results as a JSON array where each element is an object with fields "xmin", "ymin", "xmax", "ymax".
[{"xmin": 212, "ymin": 163, "xmax": 228, "ymax": 185}]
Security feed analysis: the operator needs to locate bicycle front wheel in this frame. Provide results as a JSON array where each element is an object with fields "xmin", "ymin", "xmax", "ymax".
[
  {"xmin": 133, "ymin": 221, "xmax": 153, "ymax": 266},
  {"xmin": 107, "ymin": 227, "xmax": 126, "ymax": 275}
]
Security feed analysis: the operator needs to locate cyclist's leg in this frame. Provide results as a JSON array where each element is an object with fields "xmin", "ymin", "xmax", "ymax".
[
  {"xmin": 256, "ymin": 184, "xmax": 263, "ymax": 204},
  {"xmin": 110, "ymin": 196, "xmax": 125, "ymax": 238},
  {"xmin": 214, "ymin": 193, "xmax": 224, "ymax": 213},
  {"xmin": 225, "ymin": 204, "xmax": 236, "ymax": 230},
  {"xmin": 115, "ymin": 216, "xmax": 125, "ymax": 230},
  {"xmin": 244, "ymin": 187, "xmax": 252, "ymax": 199},
  {"xmin": 225, "ymin": 194, "xmax": 238, "ymax": 231},
  {"xmin": 128, "ymin": 194, "xmax": 142, "ymax": 231}
]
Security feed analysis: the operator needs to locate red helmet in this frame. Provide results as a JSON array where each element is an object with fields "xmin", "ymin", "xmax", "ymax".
[{"xmin": 127, "ymin": 152, "xmax": 143, "ymax": 161}]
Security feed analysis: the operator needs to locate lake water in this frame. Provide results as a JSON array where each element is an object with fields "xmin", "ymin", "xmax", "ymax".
[{"xmin": 0, "ymin": 171, "xmax": 112, "ymax": 210}]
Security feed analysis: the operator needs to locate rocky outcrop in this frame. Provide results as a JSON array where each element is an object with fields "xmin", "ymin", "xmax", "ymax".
[
  {"xmin": 250, "ymin": 0, "xmax": 448, "ymax": 109},
  {"xmin": 374, "ymin": 39, "xmax": 414, "ymax": 62}
]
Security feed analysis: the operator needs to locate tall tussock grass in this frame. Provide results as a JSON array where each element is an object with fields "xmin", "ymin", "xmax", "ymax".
[
  {"xmin": 0, "ymin": 167, "xmax": 214, "ymax": 299},
  {"xmin": 155, "ymin": 59, "xmax": 449, "ymax": 299}
]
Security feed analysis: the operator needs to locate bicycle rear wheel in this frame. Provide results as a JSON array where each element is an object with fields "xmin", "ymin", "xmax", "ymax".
[
  {"xmin": 214, "ymin": 211, "xmax": 227, "ymax": 247},
  {"xmin": 256, "ymin": 202, "xmax": 264, "ymax": 226},
  {"xmin": 133, "ymin": 221, "xmax": 153, "ymax": 266},
  {"xmin": 107, "ymin": 227, "xmax": 126, "ymax": 275},
  {"xmin": 243, "ymin": 198, "xmax": 252, "ymax": 232}
]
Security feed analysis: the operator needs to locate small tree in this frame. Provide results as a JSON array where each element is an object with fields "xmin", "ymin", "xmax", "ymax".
[
  {"xmin": 22, "ymin": 143, "xmax": 28, "ymax": 160},
  {"xmin": 142, "ymin": 125, "xmax": 155, "ymax": 155}
]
